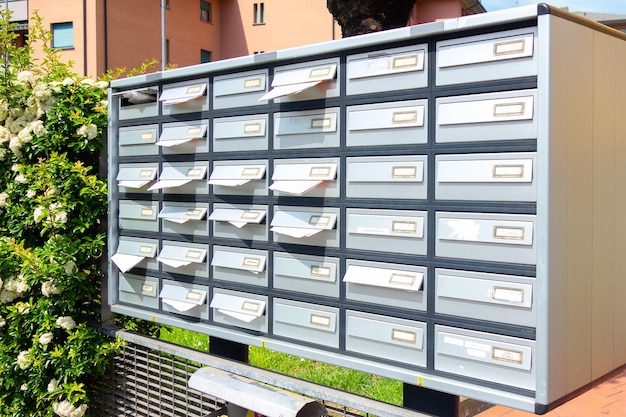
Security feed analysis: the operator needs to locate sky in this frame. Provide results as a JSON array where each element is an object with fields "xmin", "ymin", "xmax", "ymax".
[{"xmin": 481, "ymin": 0, "xmax": 626, "ymax": 15}]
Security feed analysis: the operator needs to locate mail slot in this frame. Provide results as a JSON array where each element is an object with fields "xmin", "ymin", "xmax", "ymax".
[
  {"xmin": 436, "ymin": 152, "xmax": 537, "ymax": 201},
  {"xmin": 159, "ymin": 202, "xmax": 208, "ymax": 237},
  {"xmin": 159, "ymin": 79, "xmax": 209, "ymax": 115},
  {"xmin": 209, "ymin": 160, "xmax": 268, "ymax": 196},
  {"xmin": 435, "ymin": 325, "xmax": 535, "ymax": 390},
  {"xmin": 212, "ymin": 246, "xmax": 268, "ymax": 287},
  {"xmin": 436, "ymin": 89, "xmax": 537, "ymax": 143},
  {"xmin": 213, "ymin": 69, "xmax": 268, "ymax": 109},
  {"xmin": 346, "ymin": 208, "xmax": 427, "ymax": 255},
  {"xmin": 346, "ymin": 100, "xmax": 427, "ymax": 147},
  {"xmin": 346, "ymin": 44, "xmax": 427, "ymax": 95},
  {"xmin": 259, "ymin": 57, "xmax": 339, "ymax": 103},
  {"xmin": 116, "ymin": 163, "xmax": 158, "ymax": 194},
  {"xmin": 113, "ymin": 86, "xmax": 158, "ymax": 120},
  {"xmin": 346, "ymin": 155, "xmax": 427, "ymax": 199},
  {"xmin": 436, "ymin": 27, "xmax": 537, "ymax": 86},
  {"xmin": 158, "ymin": 121, "xmax": 208, "ymax": 155},
  {"xmin": 273, "ymin": 299, "xmax": 339, "ymax": 348},
  {"xmin": 274, "ymin": 108, "xmax": 340, "ymax": 149},
  {"xmin": 209, "ymin": 203, "xmax": 268, "ymax": 241},
  {"xmin": 344, "ymin": 259, "xmax": 426, "ymax": 311},
  {"xmin": 271, "ymin": 206, "xmax": 340, "ymax": 248},
  {"xmin": 149, "ymin": 162, "xmax": 208, "ymax": 195},
  {"xmin": 435, "ymin": 268, "xmax": 536, "ymax": 327},
  {"xmin": 160, "ymin": 279, "xmax": 208, "ymax": 319},
  {"xmin": 118, "ymin": 124, "xmax": 159, "ymax": 156},
  {"xmin": 118, "ymin": 273, "xmax": 159, "ymax": 309},
  {"xmin": 273, "ymin": 252, "xmax": 340, "ymax": 298},
  {"xmin": 436, "ymin": 211, "xmax": 536, "ymax": 264},
  {"xmin": 210, "ymin": 289, "xmax": 268, "ymax": 333},
  {"xmin": 346, "ymin": 310, "xmax": 426, "ymax": 367},
  {"xmin": 270, "ymin": 159, "xmax": 339, "ymax": 198},
  {"xmin": 213, "ymin": 114, "xmax": 268, "ymax": 153},
  {"xmin": 111, "ymin": 236, "xmax": 159, "ymax": 273},
  {"xmin": 157, "ymin": 241, "xmax": 208, "ymax": 278},
  {"xmin": 118, "ymin": 200, "xmax": 159, "ymax": 232}
]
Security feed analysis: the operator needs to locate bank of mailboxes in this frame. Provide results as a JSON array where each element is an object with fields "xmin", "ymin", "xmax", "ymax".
[{"xmin": 108, "ymin": 5, "xmax": 626, "ymax": 414}]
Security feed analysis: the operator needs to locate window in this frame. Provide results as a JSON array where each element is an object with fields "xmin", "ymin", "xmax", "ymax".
[
  {"xmin": 253, "ymin": 2, "xmax": 265, "ymax": 25},
  {"xmin": 200, "ymin": 1, "xmax": 212, "ymax": 23},
  {"xmin": 52, "ymin": 22, "xmax": 73, "ymax": 49},
  {"xmin": 201, "ymin": 49, "xmax": 212, "ymax": 63}
]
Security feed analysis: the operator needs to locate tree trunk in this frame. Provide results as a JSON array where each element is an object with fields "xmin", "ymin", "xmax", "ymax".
[{"xmin": 327, "ymin": 0, "xmax": 416, "ymax": 38}]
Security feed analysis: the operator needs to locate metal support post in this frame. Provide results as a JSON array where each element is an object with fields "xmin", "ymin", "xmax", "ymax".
[
  {"xmin": 403, "ymin": 383, "xmax": 460, "ymax": 417},
  {"xmin": 209, "ymin": 337, "xmax": 249, "ymax": 363}
]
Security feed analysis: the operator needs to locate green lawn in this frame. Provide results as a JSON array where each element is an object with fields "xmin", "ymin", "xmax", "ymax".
[{"xmin": 160, "ymin": 327, "xmax": 403, "ymax": 405}]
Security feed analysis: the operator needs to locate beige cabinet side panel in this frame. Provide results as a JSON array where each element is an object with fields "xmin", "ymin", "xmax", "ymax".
[
  {"xmin": 591, "ymin": 30, "xmax": 620, "ymax": 380},
  {"xmin": 614, "ymin": 32, "xmax": 626, "ymax": 369},
  {"xmin": 543, "ymin": 15, "xmax": 594, "ymax": 403}
]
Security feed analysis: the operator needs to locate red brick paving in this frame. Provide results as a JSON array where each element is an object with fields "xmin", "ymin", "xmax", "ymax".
[{"xmin": 474, "ymin": 368, "xmax": 626, "ymax": 416}]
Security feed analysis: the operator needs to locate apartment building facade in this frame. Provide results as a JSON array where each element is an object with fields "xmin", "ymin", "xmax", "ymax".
[
  {"xmin": 2, "ymin": 0, "xmax": 484, "ymax": 77},
  {"xmin": 5, "ymin": 1, "xmax": 626, "ymax": 78},
  {"xmin": 2, "ymin": 0, "xmax": 28, "ymax": 47}
]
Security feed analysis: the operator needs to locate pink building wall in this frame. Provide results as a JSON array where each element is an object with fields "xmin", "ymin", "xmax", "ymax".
[
  {"xmin": 220, "ymin": 0, "xmax": 339, "ymax": 59},
  {"xmin": 104, "ymin": 0, "xmax": 222, "ymax": 73},
  {"xmin": 29, "ymin": 0, "xmax": 88, "ymax": 74},
  {"xmin": 29, "ymin": 0, "xmax": 482, "ymax": 77},
  {"xmin": 411, "ymin": 0, "xmax": 466, "ymax": 24},
  {"xmin": 104, "ymin": 0, "xmax": 163, "ymax": 73}
]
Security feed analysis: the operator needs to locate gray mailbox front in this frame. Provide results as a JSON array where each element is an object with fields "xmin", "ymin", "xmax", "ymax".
[{"xmin": 108, "ymin": 4, "xmax": 626, "ymax": 413}]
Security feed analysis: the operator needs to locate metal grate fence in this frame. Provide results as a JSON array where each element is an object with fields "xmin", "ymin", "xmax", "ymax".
[
  {"xmin": 91, "ymin": 341, "xmax": 221, "ymax": 417},
  {"xmin": 90, "ymin": 329, "xmax": 431, "ymax": 417}
]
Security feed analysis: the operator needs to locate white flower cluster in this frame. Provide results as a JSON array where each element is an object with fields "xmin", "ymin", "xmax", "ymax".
[
  {"xmin": 0, "ymin": 275, "xmax": 29, "ymax": 303},
  {"xmin": 63, "ymin": 261, "xmax": 76, "ymax": 275},
  {"xmin": 48, "ymin": 81, "xmax": 63, "ymax": 93},
  {"xmin": 0, "ymin": 71, "xmax": 59, "ymax": 158},
  {"xmin": 47, "ymin": 378, "xmax": 58, "ymax": 393},
  {"xmin": 16, "ymin": 350, "xmax": 31, "ymax": 370},
  {"xmin": 38, "ymin": 332, "xmax": 53, "ymax": 345},
  {"xmin": 16, "ymin": 70, "xmax": 34, "ymax": 87},
  {"xmin": 79, "ymin": 78, "xmax": 108, "ymax": 90},
  {"xmin": 56, "ymin": 316, "xmax": 75, "ymax": 330},
  {"xmin": 76, "ymin": 123, "xmax": 98, "ymax": 140},
  {"xmin": 17, "ymin": 71, "xmax": 35, "ymax": 85},
  {"xmin": 0, "ymin": 71, "xmax": 108, "ymax": 160},
  {"xmin": 52, "ymin": 401, "xmax": 88, "ymax": 417},
  {"xmin": 34, "ymin": 202, "xmax": 68, "ymax": 227},
  {"xmin": 0, "ymin": 191, "xmax": 8, "ymax": 207},
  {"xmin": 0, "ymin": 315, "xmax": 5, "ymax": 327},
  {"xmin": 41, "ymin": 280, "xmax": 61, "ymax": 297},
  {"xmin": 15, "ymin": 301, "xmax": 29, "ymax": 314}
]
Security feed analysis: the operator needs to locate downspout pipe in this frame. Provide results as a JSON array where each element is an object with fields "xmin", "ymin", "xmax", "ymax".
[
  {"xmin": 83, "ymin": 0, "xmax": 87, "ymax": 75},
  {"xmin": 4, "ymin": 0, "xmax": 8, "ymax": 67},
  {"xmin": 161, "ymin": 0, "xmax": 166, "ymax": 71},
  {"xmin": 104, "ymin": 0, "xmax": 108, "ymax": 72}
]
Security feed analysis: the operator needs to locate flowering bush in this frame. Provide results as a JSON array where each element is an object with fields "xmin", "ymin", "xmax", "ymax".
[{"xmin": 0, "ymin": 10, "xmax": 121, "ymax": 417}]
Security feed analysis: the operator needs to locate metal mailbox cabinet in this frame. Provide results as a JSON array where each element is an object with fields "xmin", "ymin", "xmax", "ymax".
[{"xmin": 108, "ymin": 4, "xmax": 626, "ymax": 414}]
